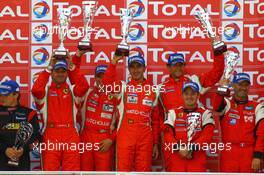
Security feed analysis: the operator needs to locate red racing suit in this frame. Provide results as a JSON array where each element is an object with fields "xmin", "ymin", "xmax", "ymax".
[
  {"xmin": 32, "ymin": 56, "xmax": 88, "ymax": 171},
  {"xmin": 163, "ymin": 106, "xmax": 215, "ymax": 172},
  {"xmin": 159, "ymin": 53, "xmax": 224, "ymax": 170},
  {"xmin": 72, "ymin": 55, "xmax": 117, "ymax": 171},
  {"xmin": 102, "ymin": 63, "xmax": 160, "ymax": 171},
  {"xmin": 79, "ymin": 86, "xmax": 117, "ymax": 171},
  {"xmin": 213, "ymin": 94, "xmax": 264, "ymax": 172}
]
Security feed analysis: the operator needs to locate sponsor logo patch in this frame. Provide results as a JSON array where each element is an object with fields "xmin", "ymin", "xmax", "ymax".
[
  {"xmin": 228, "ymin": 113, "xmax": 240, "ymax": 119},
  {"xmin": 16, "ymin": 116, "xmax": 26, "ymax": 120},
  {"xmin": 102, "ymin": 104, "xmax": 114, "ymax": 112},
  {"xmin": 101, "ymin": 113, "xmax": 112, "ymax": 119},
  {"xmin": 142, "ymin": 99, "xmax": 153, "ymax": 107},
  {"xmin": 230, "ymin": 118, "xmax": 236, "ymax": 125},
  {"xmin": 244, "ymin": 115, "xmax": 254, "ymax": 123},
  {"xmin": 244, "ymin": 106, "xmax": 254, "ymax": 111},
  {"xmin": 127, "ymin": 94, "xmax": 138, "ymax": 104},
  {"xmin": 87, "ymin": 106, "xmax": 96, "ymax": 112}
]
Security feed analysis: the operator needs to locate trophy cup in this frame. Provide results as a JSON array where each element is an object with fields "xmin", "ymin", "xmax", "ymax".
[
  {"xmin": 115, "ymin": 8, "xmax": 134, "ymax": 56},
  {"xmin": 187, "ymin": 113, "xmax": 200, "ymax": 145},
  {"xmin": 194, "ymin": 8, "xmax": 227, "ymax": 55},
  {"xmin": 78, "ymin": 1, "xmax": 98, "ymax": 51},
  {"xmin": 54, "ymin": 7, "xmax": 72, "ymax": 60},
  {"xmin": 217, "ymin": 51, "xmax": 239, "ymax": 95},
  {"xmin": 8, "ymin": 122, "xmax": 33, "ymax": 166}
]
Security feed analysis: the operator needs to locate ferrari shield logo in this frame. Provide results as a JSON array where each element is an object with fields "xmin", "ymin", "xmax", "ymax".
[
  {"xmin": 108, "ymin": 94, "xmax": 113, "ymax": 100},
  {"xmin": 63, "ymin": 88, "xmax": 69, "ymax": 94}
]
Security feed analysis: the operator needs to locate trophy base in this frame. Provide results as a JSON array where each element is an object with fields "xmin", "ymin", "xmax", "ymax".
[
  {"xmin": 217, "ymin": 86, "xmax": 230, "ymax": 96},
  {"xmin": 8, "ymin": 160, "xmax": 19, "ymax": 167},
  {"xmin": 78, "ymin": 42, "xmax": 93, "ymax": 51},
  {"xmin": 115, "ymin": 44, "xmax": 130, "ymax": 56},
  {"xmin": 213, "ymin": 41, "xmax": 227, "ymax": 56},
  {"xmin": 54, "ymin": 50, "xmax": 68, "ymax": 60}
]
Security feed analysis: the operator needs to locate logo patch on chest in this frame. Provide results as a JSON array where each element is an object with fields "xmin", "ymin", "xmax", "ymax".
[
  {"xmin": 244, "ymin": 115, "xmax": 254, "ymax": 123},
  {"xmin": 142, "ymin": 99, "xmax": 153, "ymax": 107},
  {"xmin": 244, "ymin": 105, "xmax": 254, "ymax": 111},
  {"xmin": 127, "ymin": 94, "xmax": 138, "ymax": 104},
  {"xmin": 87, "ymin": 106, "xmax": 96, "ymax": 112},
  {"xmin": 15, "ymin": 116, "xmax": 26, "ymax": 120},
  {"xmin": 101, "ymin": 113, "xmax": 112, "ymax": 119},
  {"xmin": 228, "ymin": 113, "xmax": 240, "ymax": 119},
  {"xmin": 229, "ymin": 118, "xmax": 236, "ymax": 125},
  {"xmin": 102, "ymin": 104, "xmax": 114, "ymax": 112}
]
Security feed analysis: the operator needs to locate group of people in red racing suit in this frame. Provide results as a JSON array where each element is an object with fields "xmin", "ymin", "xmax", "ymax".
[{"xmin": 24, "ymin": 37, "xmax": 264, "ymax": 172}]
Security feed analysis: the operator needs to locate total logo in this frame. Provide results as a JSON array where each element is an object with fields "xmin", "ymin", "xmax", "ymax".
[
  {"xmin": 31, "ymin": 22, "xmax": 52, "ymax": 43},
  {"xmin": 127, "ymin": 0, "xmax": 147, "ymax": 19},
  {"xmin": 32, "ymin": 46, "xmax": 51, "ymax": 66},
  {"xmin": 227, "ymin": 44, "xmax": 243, "ymax": 66},
  {"xmin": 222, "ymin": 0, "xmax": 243, "ymax": 18},
  {"xmin": 128, "ymin": 22, "xmax": 147, "ymax": 43},
  {"xmin": 32, "ymin": 0, "xmax": 51, "ymax": 19},
  {"xmin": 33, "ymin": 24, "xmax": 49, "ymax": 41},
  {"xmin": 222, "ymin": 21, "xmax": 243, "ymax": 42}
]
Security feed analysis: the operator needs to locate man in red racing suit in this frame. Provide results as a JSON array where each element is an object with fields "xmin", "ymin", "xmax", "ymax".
[
  {"xmin": 102, "ymin": 54, "xmax": 160, "ymax": 171},
  {"xmin": 32, "ymin": 55, "xmax": 88, "ymax": 170},
  {"xmin": 72, "ymin": 51, "xmax": 117, "ymax": 171},
  {"xmin": 164, "ymin": 81, "xmax": 215, "ymax": 172},
  {"xmin": 213, "ymin": 73, "xmax": 264, "ymax": 172}
]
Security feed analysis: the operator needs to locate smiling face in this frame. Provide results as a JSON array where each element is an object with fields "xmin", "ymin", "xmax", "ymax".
[
  {"xmin": 167, "ymin": 62, "xmax": 185, "ymax": 79},
  {"xmin": 182, "ymin": 88, "xmax": 200, "ymax": 108},
  {"xmin": 128, "ymin": 62, "xmax": 146, "ymax": 81},
  {"xmin": 51, "ymin": 68, "xmax": 68, "ymax": 85},
  {"xmin": 1, "ymin": 92, "xmax": 19, "ymax": 107},
  {"xmin": 232, "ymin": 80, "xmax": 250, "ymax": 100}
]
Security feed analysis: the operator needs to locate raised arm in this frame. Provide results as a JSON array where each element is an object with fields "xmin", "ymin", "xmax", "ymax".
[
  {"xmin": 31, "ymin": 70, "xmax": 50, "ymax": 101},
  {"xmin": 68, "ymin": 63, "xmax": 89, "ymax": 98},
  {"xmin": 199, "ymin": 51, "xmax": 225, "ymax": 88}
]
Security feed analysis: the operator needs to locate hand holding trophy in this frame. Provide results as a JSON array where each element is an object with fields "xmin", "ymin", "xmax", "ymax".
[
  {"xmin": 54, "ymin": 7, "xmax": 72, "ymax": 60},
  {"xmin": 194, "ymin": 8, "xmax": 227, "ymax": 55},
  {"xmin": 7, "ymin": 122, "xmax": 33, "ymax": 167},
  {"xmin": 115, "ymin": 8, "xmax": 134, "ymax": 56},
  {"xmin": 78, "ymin": 0, "xmax": 98, "ymax": 51}
]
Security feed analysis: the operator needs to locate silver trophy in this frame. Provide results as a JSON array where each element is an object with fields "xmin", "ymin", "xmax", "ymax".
[
  {"xmin": 8, "ymin": 122, "xmax": 33, "ymax": 166},
  {"xmin": 115, "ymin": 8, "xmax": 134, "ymax": 56},
  {"xmin": 217, "ymin": 51, "xmax": 239, "ymax": 95},
  {"xmin": 187, "ymin": 112, "xmax": 200, "ymax": 145},
  {"xmin": 54, "ymin": 7, "xmax": 72, "ymax": 60},
  {"xmin": 194, "ymin": 8, "xmax": 226, "ymax": 55},
  {"xmin": 78, "ymin": 1, "xmax": 98, "ymax": 51}
]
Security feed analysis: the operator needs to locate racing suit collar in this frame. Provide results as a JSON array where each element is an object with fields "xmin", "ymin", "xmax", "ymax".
[
  {"xmin": 169, "ymin": 75, "xmax": 185, "ymax": 83},
  {"xmin": 130, "ymin": 78, "xmax": 148, "ymax": 85},
  {"xmin": 2, "ymin": 104, "xmax": 19, "ymax": 111},
  {"xmin": 233, "ymin": 96, "xmax": 248, "ymax": 104},
  {"xmin": 183, "ymin": 104, "xmax": 198, "ymax": 113},
  {"xmin": 50, "ymin": 81, "xmax": 68, "ymax": 89}
]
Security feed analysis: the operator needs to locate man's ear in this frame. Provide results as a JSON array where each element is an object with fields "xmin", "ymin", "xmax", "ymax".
[{"xmin": 143, "ymin": 65, "xmax": 146, "ymax": 72}]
